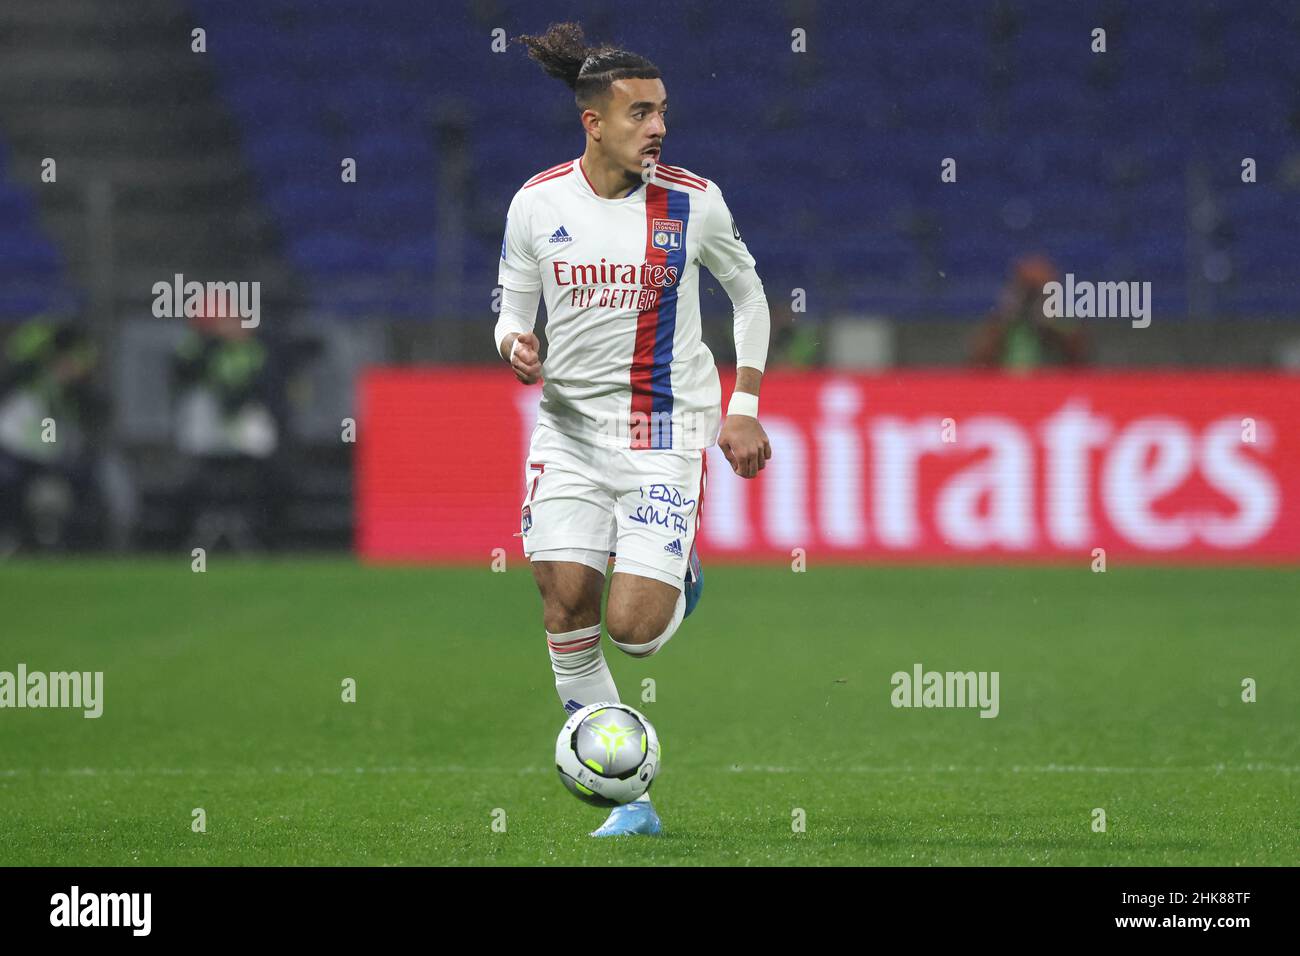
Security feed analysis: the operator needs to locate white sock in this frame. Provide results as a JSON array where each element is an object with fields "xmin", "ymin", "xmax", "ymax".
[
  {"xmin": 547, "ymin": 624, "xmax": 619, "ymax": 713},
  {"xmin": 609, "ymin": 590, "xmax": 685, "ymax": 659}
]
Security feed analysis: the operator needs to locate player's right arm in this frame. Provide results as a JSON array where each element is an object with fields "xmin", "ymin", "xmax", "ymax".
[
  {"xmin": 499, "ymin": 324, "xmax": 542, "ymax": 384},
  {"xmin": 495, "ymin": 190, "xmax": 544, "ymax": 385}
]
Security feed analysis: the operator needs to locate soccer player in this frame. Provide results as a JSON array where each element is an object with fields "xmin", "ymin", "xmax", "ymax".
[{"xmin": 495, "ymin": 23, "xmax": 772, "ymax": 836}]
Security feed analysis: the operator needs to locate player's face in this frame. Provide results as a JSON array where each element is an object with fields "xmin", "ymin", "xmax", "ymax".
[{"xmin": 604, "ymin": 78, "xmax": 667, "ymax": 173}]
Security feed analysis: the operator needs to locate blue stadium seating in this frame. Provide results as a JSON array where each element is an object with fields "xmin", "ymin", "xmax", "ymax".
[
  {"xmin": 0, "ymin": 140, "xmax": 76, "ymax": 320},
  {"xmin": 186, "ymin": 0, "xmax": 1300, "ymax": 319}
]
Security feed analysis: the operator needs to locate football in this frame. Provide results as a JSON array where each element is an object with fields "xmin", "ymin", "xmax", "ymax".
[{"xmin": 555, "ymin": 702, "xmax": 660, "ymax": 807}]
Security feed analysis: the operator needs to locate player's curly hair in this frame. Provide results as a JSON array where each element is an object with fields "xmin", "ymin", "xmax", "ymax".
[{"xmin": 516, "ymin": 22, "xmax": 661, "ymax": 112}]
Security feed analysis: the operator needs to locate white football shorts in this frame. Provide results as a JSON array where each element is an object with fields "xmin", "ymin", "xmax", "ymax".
[{"xmin": 519, "ymin": 422, "xmax": 707, "ymax": 590}]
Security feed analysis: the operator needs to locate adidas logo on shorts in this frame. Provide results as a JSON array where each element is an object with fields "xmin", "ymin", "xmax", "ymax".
[{"xmin": 664, "ymin": 538, "xmax": 683, "ymax": 558}]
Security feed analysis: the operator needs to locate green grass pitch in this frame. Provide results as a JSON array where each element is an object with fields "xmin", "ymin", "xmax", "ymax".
[{"xmin": 0, "ymin": 559, "xmax": 1295, "ymax": 866}]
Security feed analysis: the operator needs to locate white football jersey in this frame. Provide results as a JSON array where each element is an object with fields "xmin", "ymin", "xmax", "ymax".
[{"xmin": 498, "ymin": 157, "xmax": 756, "ymax": 450}]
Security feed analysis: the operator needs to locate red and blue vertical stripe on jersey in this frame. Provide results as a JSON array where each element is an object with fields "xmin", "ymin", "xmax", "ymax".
[{"xmin": 629, "ymin": 184, "xmax": 691, "ymax": 449}]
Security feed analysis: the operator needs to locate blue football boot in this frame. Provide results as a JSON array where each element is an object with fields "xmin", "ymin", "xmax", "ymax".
[
  {"xmin": 590, "ymin": 798, "xmax": 662, "ymax": 837},
  {"xmin": 683, "ymin": 543, "xmax": 703, "ymax": 618}
]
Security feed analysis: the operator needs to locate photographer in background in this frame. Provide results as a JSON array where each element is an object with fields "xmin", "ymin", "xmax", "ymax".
[
  {"xmin": 0, "ymin": 319, "xmax": 113, "ymax": 553},
  {"xmin": 170, "ymin": 305, "xmax": 289, "ymax": 552},
  {"xmin": 970, "ymin": 254, "xmax": 1088, "ymax": 370}
]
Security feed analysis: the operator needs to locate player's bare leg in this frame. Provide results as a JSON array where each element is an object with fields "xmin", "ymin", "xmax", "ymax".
[
  {"xmin": 530, "ymin": 558, "xmax": 603, "ymax": 632},
  {"xmin": 530, "ymin": 558, "xmax": 617, "ymax": 716},
  {"xmin": 605, "ymin": 571, "xmax": 685, "ymax": 658}
]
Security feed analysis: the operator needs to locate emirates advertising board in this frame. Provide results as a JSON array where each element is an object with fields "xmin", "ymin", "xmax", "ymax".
[{"xmin": 356, "ymin": 369, "xmax": 1300, "ymax": 563}]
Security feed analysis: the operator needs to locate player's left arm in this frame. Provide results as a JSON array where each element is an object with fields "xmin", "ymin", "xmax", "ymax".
[
  {"xmin": 698, "ymin": 181, "xmax": 772, "ymax": 479},
  {"xmin": 717, "ymin": 268, "xmax": 771, "ymax": 479}
]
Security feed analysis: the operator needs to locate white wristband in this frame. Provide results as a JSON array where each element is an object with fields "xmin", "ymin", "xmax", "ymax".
[{"xmin": 727, "ymin": 391, "xmax": 759, "ymax": 418}]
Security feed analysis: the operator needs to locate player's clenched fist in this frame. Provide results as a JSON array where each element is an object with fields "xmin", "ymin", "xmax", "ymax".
[
  {"xmin": 508, "ymin": 331, "xmax": 543, "ymax": 385},
  {"xmin": 718, "ymin": 414, "xmax": 772, "ymax": 479}
]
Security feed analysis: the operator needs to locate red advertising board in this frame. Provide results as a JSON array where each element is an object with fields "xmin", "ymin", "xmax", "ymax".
[{"xmin": 357, "ymin": 368, "xmax": 1300, "ymax": 563}]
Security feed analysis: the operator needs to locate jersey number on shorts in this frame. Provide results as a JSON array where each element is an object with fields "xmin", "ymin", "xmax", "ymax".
[{"xmin": 528, "ymin": 462, "xmax": 546, "ymax": 501}]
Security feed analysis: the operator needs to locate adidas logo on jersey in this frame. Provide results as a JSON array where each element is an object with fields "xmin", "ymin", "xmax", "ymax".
[
  {"xmin": 548, "ymin": 226, "xmax": 574, "ymax": 243},
  {"xmin": 664, "ymin": 538, "xmax": 684, "ymax": 558}
]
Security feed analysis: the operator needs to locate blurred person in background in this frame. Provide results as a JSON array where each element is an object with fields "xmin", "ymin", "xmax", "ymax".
[
  {"xmin": 170, "ymin": 304, "xmax": 288, "ymax": 552},
  {"xmin": 767, "ymin": 300, "xmax": 821, "ymax": 368},
  {"xmin": 970, "ymin": 254, "xmax": 1087, "ymax": 370},
  {"xmin": 0, "ymin": 318, "xmax": 124, "ymax": 554}
]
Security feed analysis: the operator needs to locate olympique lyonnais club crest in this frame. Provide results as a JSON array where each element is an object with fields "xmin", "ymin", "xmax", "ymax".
[
  {"xmin": 520, "ymin": 505, "xmax": 532, "ymax": 535},
  {"xmin": 651, "ymin": 218, "xmax": 683, "ymax": 251}
]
